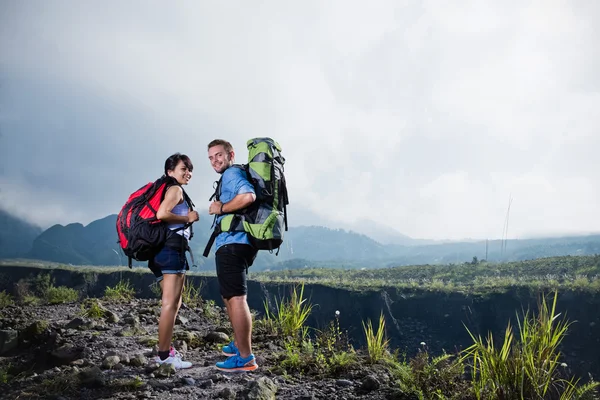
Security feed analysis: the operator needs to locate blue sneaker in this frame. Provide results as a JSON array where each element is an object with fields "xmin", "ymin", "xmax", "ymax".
[
  {"xmin": 221, "ymin": 341, "xmax": 239, "ymax": 356},
  {"xmin": 216, "ymin": 354, "xmax": 258, "ymax": 372}
]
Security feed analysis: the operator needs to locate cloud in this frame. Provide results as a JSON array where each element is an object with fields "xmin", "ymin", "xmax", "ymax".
[{"xmin": 1, "ymin": 0, "xmax": 598, "ymax": 240}]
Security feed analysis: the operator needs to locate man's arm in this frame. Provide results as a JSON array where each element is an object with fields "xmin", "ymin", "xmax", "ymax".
[{"xmin": 208, "ymin": 193, "xmax": 256, "ymax": 215}]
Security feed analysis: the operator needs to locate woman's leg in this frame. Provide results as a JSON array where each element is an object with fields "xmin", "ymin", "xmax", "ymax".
[{"xmin": 158, "ymin": 273, "xmax": 185, "ymax": 353}]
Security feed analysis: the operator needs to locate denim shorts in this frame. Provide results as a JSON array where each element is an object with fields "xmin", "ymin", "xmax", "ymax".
[{"xmin": 148, "ymin": 245, "xmax": 189, "ymax": 282}]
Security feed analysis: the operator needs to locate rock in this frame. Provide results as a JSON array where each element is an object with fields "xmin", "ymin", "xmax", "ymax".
[
  {"xmin": 102, "ymin": 355, "xmax": 120, "ymax": 369},
  {"xmin": 205, "ymin": 331, "xmax": 229, "ymax": 343},
  {"xmin": 22, "ymin": 320, "xmax": 49, "ymax": 338},
  {"xmin": 176, "ymin": 315, "xmax": 189, "ymax": 325},
  {"xmin": 0, "ymin": 329, "xmax": 18, "ymax": 355},
  {"xmin": 79, "ymin": 366, "xmax": 105, "ymax": 387},
  {"xmin": 50, "ymin": 344, "xmax": 84, "ymax": 365},
  {"xmin": 70, "ymin": 359, "xmax": 86, "ymax": 366},
  {"xmin": 130, "ymin": 354, "xmax": 148, "ymax": 367},
  {"xmin": 218, "ymin": 387, "xmax": 236, "ymax": 400},
  {"xmin": 66, "ymin": 317, "xmax": 96, "ymax": 330},
  {"xmin": 173, "ymin": 340, "xmax": 188, "ymax": 353},
  {"xmin": 181, "ymin": 377, "xmax": 195, "ymax": 385},
  {"xmin": 295, "ymin": 395, "xmax": 317, "ymax": 400},
  {"xmin": 155, "ymin": 363, "xmax": 176, "ymax": 377},
  {"xmin": 123, "ymin": 315, "xmax": 141, "ymax": 327},
  {"xmin": 174, "ymin": 331, "xmax": 195, "ymax": 343},
  {"xmin": 244, "ymin": 376, "xmax": 278, "ymax": 400},
  {"xmin": 199, "ymin": 379, "xmax": 214, "ymax": 389},
  {"xmin": 120, "ymin": 353, "xmax": 131, "ymax": 365},
  {"xmin": 361, "ymin": 375, "xmax": 380, "ymax": 392},
  {"xmin": 336, "ymin": 379, "xmax": 353, "ymax": 387},
  {"xmin": 104, "ymin": 310, "xmax": 120, "ymax": 324}
]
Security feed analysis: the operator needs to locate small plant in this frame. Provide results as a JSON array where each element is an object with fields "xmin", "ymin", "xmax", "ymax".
[
  {"xmin": 280, "ymin": 341, "xmax": 303, "ymax": 371},
  {"xmin": 80, "ymin": 298, "xmax": 106, "ymax": 319},
  {"xmin": 409, "ymin": 349, "xmax": 468, "ymax": 398},
  {"xmin": 315, "ymin": 311, "xmax": 350, "ymax": 354},
  {"xmin": 46, "ymin": 286, "xmax": 79, "ymax": 304},
  {"xmin": 0, "ymin": 290, "xmax": 13, "ymax": 308},
  {"xmin": 150, "ymin": 282, "xmax": 162, "ymax": 298},
  {"xmin": 201, "ymin": 299, "xmax": 220, "ymax": 324},
  {"xmin": 138, "ymin": 336, "xmax": 159, "ymax": 347},
  {"xmin": 104, "ymin": 280, "xmax": 135, "ymax": 301},
  {"xmin": 264, "ymin": 283, "xmax": 313, "ymax": 342},
  {"xmin": 21, "ymin": 295, "xmax": 41, "ymax": 306},
  {"xmin": 182, "ymin": 280, "xmax": 203, "ymax": 308},
  {"xmin": 461, "ymin": 290, "xmax": 600, "ymax": 399},
  {"xmin": 38, "ymin": 374, "xmax": 79, "ymax": 397},
  {"xmin": 327, "ymin": 350, "xmax": 357, "ymax": 375},
  {"xmin": 122, "ymin": 375, "xmax": 145, "ymax": 390},
  {"xmin": 362, "ymin": 311, "xmax": 390, "ymax": 363},
  {"xmin": 32, "ymin": 273, "xmax": 53, "ymax": 297},
  {"xmin": 0, "ymin": 363, "xmax": 11, "ymax": 384}
]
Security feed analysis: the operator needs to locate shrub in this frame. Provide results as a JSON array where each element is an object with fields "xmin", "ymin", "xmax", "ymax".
[
  {"xmin": 461, "ymin": 290, "xmax": 600, "ymax": 399},
  {"xmin": 182, "ymin": 280, "xmax": 203, "ymax": 308},
  {"xmin": 80, "ymin": 299, "xmax": 106, "ymax": 319},
  {"xmin": 362, "ymin": 311, "xmax": 390, "ymax": 364},
  {"xmin": 46, "ymin": 286, "xmax": 79, "ymax": 304},
  {"xmin": 264, "ymin": 283, "xmax": 313, "ymax": 342},
  {"xmin": 104, "ymin": 280, "xmax": 135, "ymax": 301},
  {"xmin": 0, "ymin": 290, "xmax": 13, "ymax": 308}
]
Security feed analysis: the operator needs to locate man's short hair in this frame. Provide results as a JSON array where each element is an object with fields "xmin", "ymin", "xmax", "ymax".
[{"xmin": 208, "ymin": 139, "xmax": 233, "ymax": 153}]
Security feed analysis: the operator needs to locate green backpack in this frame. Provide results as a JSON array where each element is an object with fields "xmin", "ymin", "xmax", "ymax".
[{"xmin": 203, "ymin": 137, "xmax": 289, "ymax": 257}]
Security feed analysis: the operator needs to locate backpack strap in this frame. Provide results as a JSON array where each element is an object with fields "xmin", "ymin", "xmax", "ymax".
[{"xmin": 203, "ymin": 165, "xmax": 250, "ymax": 258}]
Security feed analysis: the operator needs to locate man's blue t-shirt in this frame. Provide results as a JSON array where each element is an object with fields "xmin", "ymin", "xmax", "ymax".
[{"xmin": 215, "ymin": 166, "xmax": 255, "ymax": 250}]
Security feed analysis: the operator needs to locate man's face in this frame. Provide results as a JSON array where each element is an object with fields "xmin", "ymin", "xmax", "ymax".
[{"xmin": 208, "ymin": 144, "xmax": 234, "ymax": 174}]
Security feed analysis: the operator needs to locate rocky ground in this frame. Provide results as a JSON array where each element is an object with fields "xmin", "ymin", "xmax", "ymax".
[{"xmin": 0, "ymin": 298, "xmax": 411, "ymax": 400}]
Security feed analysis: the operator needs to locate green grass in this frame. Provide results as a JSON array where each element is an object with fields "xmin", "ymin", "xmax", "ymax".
[
  {"xmin": 362, "ymin": 311, "xmax": 390, "ymax": 364},
  {"xmin": 46, "ymin": 285, "xmax": 79, "ymax": 304},
  {"xmin": 79, "ymin": 299, "xmax": 106, "ymax": 319},
  {"xmin": 104, "ymin": 280, "xmax": 135, "ymax": 301},
  {"xmin": 0, "ymin": 290, "xmax": 13, "ymax": 308},
  {"xmin": 264, "ymin": 283, "xmax": 313, "ymax": 342},
  {"xmin": 461, "ymin": 290, "xmax": 600, "ymax": 399},
  {"xmin": 0, "ymin": 363, "xmax": 11, "ymax": 384},
  {"xmin": 251, "ymin": 255, "xmax": 600, "ymax": 295},
  {"xmin": 182, "ymin": 280, "xmax": 203, "ymax": 308}
]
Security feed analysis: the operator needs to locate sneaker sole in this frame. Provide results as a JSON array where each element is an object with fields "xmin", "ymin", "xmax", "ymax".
[
  {"xmin": 216, "ymin": 363, "xmax": 258, "ymax": 372},
  {"xmin": 222, "ymin": 351, "xmax": 237, "ymax": 356}
]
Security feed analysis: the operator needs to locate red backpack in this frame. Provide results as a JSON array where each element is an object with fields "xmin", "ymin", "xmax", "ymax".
[{"xmin": 116, "ymin": 176, "xmax": 194, "ymax": 268}]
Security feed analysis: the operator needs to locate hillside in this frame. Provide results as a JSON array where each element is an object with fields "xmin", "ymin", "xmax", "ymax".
[
  {"xmin": 1, "ymin": 211, "xmax": 599, "ymax": 270},
  {"xmin": 0, "ymin": 209, "xmax": 42, "ymax": 258}
]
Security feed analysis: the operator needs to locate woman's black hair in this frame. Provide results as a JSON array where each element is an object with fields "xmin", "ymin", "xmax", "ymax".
[{"xmin": 164, "ymin": 153, "xmax": 193, "ymax": 175}]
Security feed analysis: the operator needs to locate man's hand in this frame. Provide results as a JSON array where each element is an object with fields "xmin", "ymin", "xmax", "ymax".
[
  {"xmin": 209, "ymin": 201, "xmax": 223, "ymax": 215},
  {"xmin": 187, "ymin": 210, "xmax": 200, "ymax": 223}
]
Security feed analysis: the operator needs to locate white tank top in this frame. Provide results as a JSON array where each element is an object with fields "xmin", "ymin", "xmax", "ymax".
[{"xmin": 169, "ymin": 199, "xmax": 191, "ymax": 240}]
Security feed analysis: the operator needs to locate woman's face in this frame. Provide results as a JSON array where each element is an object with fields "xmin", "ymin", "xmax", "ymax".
[{"xmin": 168, "ymin": 160, "xmax": 192, "ymax": 185}]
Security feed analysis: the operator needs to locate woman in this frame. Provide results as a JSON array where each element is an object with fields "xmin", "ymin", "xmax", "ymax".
[{"xmin": 149, "ymin": 153, "xmax": 199, "ymax": 369}]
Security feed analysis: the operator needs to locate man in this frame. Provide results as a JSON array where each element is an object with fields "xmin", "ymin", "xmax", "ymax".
[{"xmin": 207, "ymin": 139, "xmax": 259, "ymax": 372}]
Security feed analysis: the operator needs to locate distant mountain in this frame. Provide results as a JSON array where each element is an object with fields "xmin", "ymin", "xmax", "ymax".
[
  {"xmin": 28, "ymin": 215, "xmax": 123, "ymax": 265},
  {"xmin": 0, "ymin": 209, "xmax": 43, "ymax": 258},
  {"xmin": 22, "ymin": 214, "xmax": 390, "ymax": 268},
  {"xmin": 2, "ymin": 210, "xmax": 600, "ymax": 270},
  {"xmin": 286, "ymin": 205, "xmax": 423, "ymax": 245}
]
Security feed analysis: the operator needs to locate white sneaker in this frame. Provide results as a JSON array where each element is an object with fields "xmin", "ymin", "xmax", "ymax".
[{"xmin": 154, "ymin": 354, "xmax": 192, "ymax": 370}]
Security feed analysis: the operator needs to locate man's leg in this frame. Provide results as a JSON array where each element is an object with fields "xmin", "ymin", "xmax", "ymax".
[
  {"xmin": 158, "ymin": 273, "xmax": 185, "ymax": 353},
  {"xmin": 222, "ymin": 297, "xmax": 235, "ymax": 345},
  {"xmin": 224, "ymin": 295, "xmax": 252, "ymax": 358}
]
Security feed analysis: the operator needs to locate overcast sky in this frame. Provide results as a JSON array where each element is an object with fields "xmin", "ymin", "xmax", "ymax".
[{"xmin": 1, "ymin": 1, "xmax": 599, "ymax": 241}]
